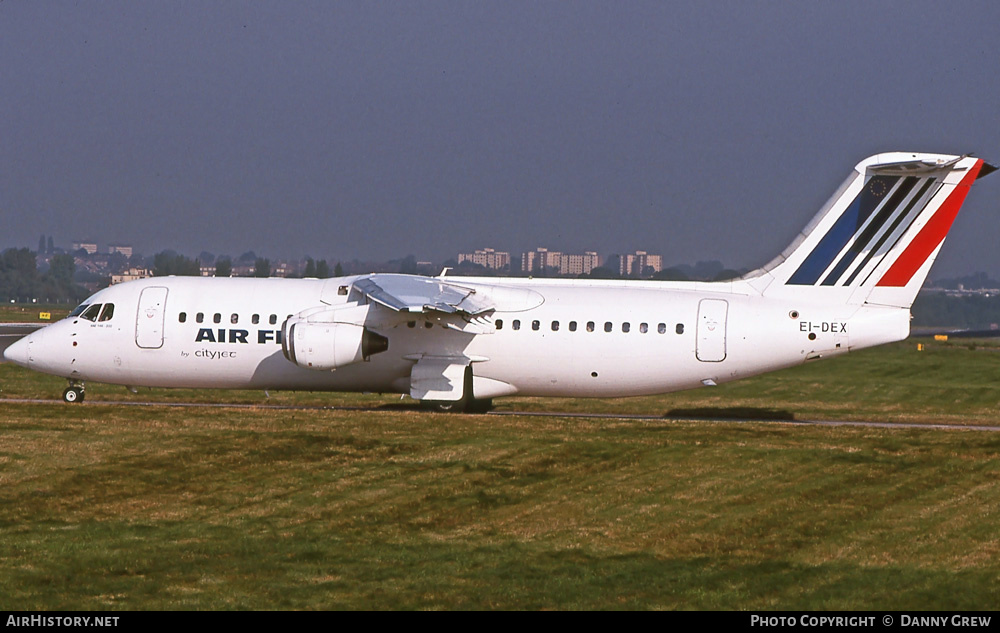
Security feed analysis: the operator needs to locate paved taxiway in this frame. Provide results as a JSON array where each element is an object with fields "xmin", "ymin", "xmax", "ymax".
[
  {"xmin": 2, "ymin": 398, "xmax": 999, "ymax": 432},
  {"xmin": 0, "ymin": 323, "xmax": 44, "ymax": 360}
]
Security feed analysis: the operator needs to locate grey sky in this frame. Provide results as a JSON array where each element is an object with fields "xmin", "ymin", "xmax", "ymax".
[{"xmin": 2, "ymin": 1, "xmax": 998, "ymax": 277}]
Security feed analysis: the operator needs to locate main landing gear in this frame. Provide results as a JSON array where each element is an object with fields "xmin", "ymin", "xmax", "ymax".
[
  {"xmin": 422, "ymin": 367, "xmax": 493, "ymax": 413},
  {"xmin": 62, "ymin": 381, "xmax": 85, "ymax": 403}
]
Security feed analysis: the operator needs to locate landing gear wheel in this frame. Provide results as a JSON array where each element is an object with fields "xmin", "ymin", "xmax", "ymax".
[
  {"xmin": 62, "ymin": 387, "xmax": 85, "ymax": 404},
  {"xmin": 425, "ymin": 399, "xmax": 466, "ymax": 413}
]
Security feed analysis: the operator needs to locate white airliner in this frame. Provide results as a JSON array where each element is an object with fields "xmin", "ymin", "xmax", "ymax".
[{"xmin": 4, "ymin": 152, "xmax": 996, "ymax": 411}]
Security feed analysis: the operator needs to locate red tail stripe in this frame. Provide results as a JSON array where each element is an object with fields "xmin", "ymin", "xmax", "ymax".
[{"xmin": 875, "ymin": 160, "xmax": 983, "ymax": 287}]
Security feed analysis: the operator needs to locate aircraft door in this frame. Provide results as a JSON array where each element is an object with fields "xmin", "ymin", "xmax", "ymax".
[
  {"xmin": 136, "ymin": 287, "xmax": 169, "ymax": 349},
  {"xmin": 696, "ymin": 299, "xmax": 728, "ymax": 362}
]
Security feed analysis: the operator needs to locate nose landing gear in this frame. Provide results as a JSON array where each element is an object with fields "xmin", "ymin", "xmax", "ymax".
[{"xmin": 62, "ymin": 381, "xmax": 85, "ymax": 403}]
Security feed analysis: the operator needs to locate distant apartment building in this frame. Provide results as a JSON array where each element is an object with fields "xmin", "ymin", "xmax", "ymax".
[
  {"xmin": 107, "ymin": 244, "xmax": 133, "ymax": 257},
  {"xmin": 558, "ymin": 252, "xmax": 600, "ymax": 276},
  {"xmin": 522, "ymin": 248, "xmax": 600, "ymax": 275},
  {"xmin": 271, "ymin": 261, "xmax": 293, "ymax": 278},
  {"xmin": 619, "ymin": 250, "xmax": 663, "ymax": 277},
  {"xmin": 71, "ymin": 241, "xmax": 98, "ymax": 255},
  {"xmin": 521, "ymin": 248, "xmax": 562, "ymax": 274},
  {"xmin": 458, "ymin": 248, "xmax": 511, "ymax": 271}
]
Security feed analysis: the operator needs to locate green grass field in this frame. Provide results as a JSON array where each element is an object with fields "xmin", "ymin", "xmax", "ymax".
[
  {"xmin": 0, "ymin": 304, "xmax": 70, "ymax": 323},
  {"xmin": 1, "ymin": 338, "xmax": 999, "ymax": 609}
]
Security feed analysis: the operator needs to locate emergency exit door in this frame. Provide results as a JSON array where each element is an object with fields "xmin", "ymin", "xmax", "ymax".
[
  {"xmin": 136, "ymin": 287, "xmax": 168, "ymax": 349},
  {"xmin": 696, "ymin": 299, "xmax": 728, "ymax": 362}
]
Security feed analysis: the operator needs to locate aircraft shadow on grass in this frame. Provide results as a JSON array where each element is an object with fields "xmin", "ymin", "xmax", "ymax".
[
  {"xmin": 663, "ymin": 407, "xmax": 796, "ymax": 421},
  {"xmin": 373, "ymin": 401, "xmax": 797, "ymax": 421}
]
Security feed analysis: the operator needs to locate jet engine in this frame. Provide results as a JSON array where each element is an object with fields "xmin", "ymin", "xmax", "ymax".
[{"xmin": 281, "ymin": 305, "xmax": 388, "ymax": 371}]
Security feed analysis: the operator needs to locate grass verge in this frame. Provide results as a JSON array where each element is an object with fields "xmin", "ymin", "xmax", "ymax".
[
  {"xmin": 1, "ymin": 403, "xmax": 999, "ymax": 609},
  {"xmin": 1, "ymin": 338, "xmax": 999, "ymax": 609}
]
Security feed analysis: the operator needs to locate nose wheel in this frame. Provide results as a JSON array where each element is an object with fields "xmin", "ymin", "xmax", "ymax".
[{"xmin": 62, "ymin": 383, "xmax": 85, "ymax": 403}]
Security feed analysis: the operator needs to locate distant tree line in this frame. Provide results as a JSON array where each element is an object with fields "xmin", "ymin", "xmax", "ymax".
[
  {"xmin": 0, "ymin": 248, "xmax": 87, "ymax": 303},
  {"xmin": 300, "ymin": 257, "xmax": 343, "ymax": 278},
  {"xmin": 911, "ymin": 292, "xmax": 1000, "ymax": 330},
  {"xmin": 152, "ymin": 251, "xmax": 201, "ymax": 276},
  {"xmin": 931, "ymin": 272, "xmax": 1000, "ymax": 291}
]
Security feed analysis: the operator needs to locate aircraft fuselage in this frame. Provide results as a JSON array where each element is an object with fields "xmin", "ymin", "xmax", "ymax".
[{"xmin": 7, "ymin": 275, "xmax": 906, "ymax": 399}]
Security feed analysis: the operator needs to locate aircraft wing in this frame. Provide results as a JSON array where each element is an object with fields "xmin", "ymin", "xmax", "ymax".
[{"xmin": 352, "ymin": 274, "xmax": 495, "ymax": 317}]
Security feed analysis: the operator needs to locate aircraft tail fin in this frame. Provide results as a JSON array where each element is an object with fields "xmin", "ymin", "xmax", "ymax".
[{"xmin": 748, "ymin": 153, "xmax": 996, "ymax": 308}]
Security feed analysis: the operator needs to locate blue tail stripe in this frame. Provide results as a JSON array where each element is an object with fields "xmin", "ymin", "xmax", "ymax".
[{"xmin": 819, "ymin": 177, "xmax": 919, "ymax": 286}]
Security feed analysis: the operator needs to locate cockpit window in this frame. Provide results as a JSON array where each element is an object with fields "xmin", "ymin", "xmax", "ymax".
[
  {"xmin": 98, "ymin": 303, "xmax": 115, "ymax": 322},
  {"xmin": 81, "ymin": 304, "xmax": 103, "ymax": 322},
  {"xmin": 69, "ymin": 303, "xmax": 90, "ymax": 318}
]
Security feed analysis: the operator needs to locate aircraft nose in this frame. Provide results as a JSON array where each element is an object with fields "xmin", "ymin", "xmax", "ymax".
[{"xmin": 2, "ymin": 335, "xmax": 30, "ymax": 368}]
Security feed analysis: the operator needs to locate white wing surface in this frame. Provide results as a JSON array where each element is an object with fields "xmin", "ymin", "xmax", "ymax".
[{"xmin": 352, "ymin": 274, "xmax": 494, "ymax": 317}]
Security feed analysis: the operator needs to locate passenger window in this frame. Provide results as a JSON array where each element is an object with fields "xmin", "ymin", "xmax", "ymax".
[
  {"xmin": 213, "ymin": 313, "xmax": 221, "ymax": 324},
  {"xmin": 98, "ymin": 304, "xmax": 115, "ymax": 322},
  {"xmin": 640, "ymin": 322, "xmax": 648, "ymax": 333},
  {"xmin": 604, "ymin": 322, "xmax": 612, "ymax": 333},
  {"xmin": 676, "ymin": 323, "xmax": 685, "ymax": 334},
  {"xmin": 252, "ymin": 314, "xmax": 260, "ymax": 325},
  {"xmin": 179, "ymin": 312, "xmax": 187, "ymax": 323},
  {"xmin": 532, "ymin": 320, "xmax": 540, "ymax": 331},
  {"xmin": 495, "ymin": 319, "xmax": 503, "ymax": 330},
  {"xmin": 569, "ymin": 321, "xmax": 577, "ymax": 332},
  {"xmin": 269, "ymin": 314, "xmax": 277, "ymax": 325},
  {"xmin": 81, "ymin": 304, "xmax": 102, "ymax": 322},
  {"xmin": 512, "ymin": 320, "xmax": 521, "ymax": 331},
  {"xmin": 587, "ymin": 321, "xmax": 595, "ymax": 332},
  {"xmin": 622, "ymin": 322, "xmax": 630, "ymax": 333},
  {"xmin": 658, "ymin": 323, "xmax": 666, "ymax": 334},
  {"xmin": 407, "ymin": 321, "xmax": 416, "ymax": 328},
  {"xmin": 197, "ymin": 313, "xmax": 204, "ymax": 324},
  {"xmin": 231, "ymin": 313, "xmax": 239, "ymax": 324},
  {"xmin": 551, "ymin": 321, "xmax": 559, "ymax": 331}
]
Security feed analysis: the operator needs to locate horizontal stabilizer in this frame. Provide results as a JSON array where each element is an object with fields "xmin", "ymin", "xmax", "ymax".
[{"xmin": 864, "ymin": 155, "xmax": 964, "ymax": 175}]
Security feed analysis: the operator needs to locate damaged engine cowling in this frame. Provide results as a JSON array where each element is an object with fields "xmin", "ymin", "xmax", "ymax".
[{"xmin": 282, "ymin": 305, "xmax": 389, "ymax": 371}]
